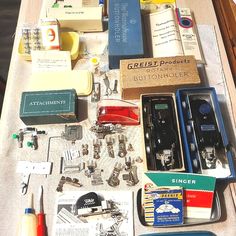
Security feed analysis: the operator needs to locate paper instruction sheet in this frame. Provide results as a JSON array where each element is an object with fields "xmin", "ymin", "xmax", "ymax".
[{"xmin": 53, "ymin": 191, "xmax": 134, "ymax": 236}]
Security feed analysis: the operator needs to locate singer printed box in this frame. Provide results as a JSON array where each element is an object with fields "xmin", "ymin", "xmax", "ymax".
[{"xmin": 142, "ymin": 172, "xmax": 216, "ymax": 220}]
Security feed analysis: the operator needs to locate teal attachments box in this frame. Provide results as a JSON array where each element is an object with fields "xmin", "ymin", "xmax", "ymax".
[
  {"xmin": 20, "ymin": 89, "xmax": 78, "ymax": 125},
  {"xmin": 108, "ymin": 0, "xmax": 145, "ymax": 69}
]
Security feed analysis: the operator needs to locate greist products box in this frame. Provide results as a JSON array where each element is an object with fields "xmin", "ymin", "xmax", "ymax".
[
  {"xmin": 20, "ymin": 89, "xmax": 78, "ymax": 125},
  {"xmin": 108, "ymin": 0, "xmax": 145, "ymax": 69},
  {"xmin": 120, "ymin": 56, "xmax": 201, "ymax": 100}
]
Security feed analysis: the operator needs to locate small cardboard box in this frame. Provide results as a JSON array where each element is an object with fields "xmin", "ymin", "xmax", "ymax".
[
  {"xmin": 45, "ymin": 7, "xmax": 103, "ymax": 32},
  {"xmin": 120, "ymin": 56, "xmax": 201, "ymax": 100},
  {"xmin": 20, "ymin": 89, "xmax": 78, "ymax": 125},
  {"xmin": 108, "ymin": 0, "xmax": 145, "ymax": 69}
]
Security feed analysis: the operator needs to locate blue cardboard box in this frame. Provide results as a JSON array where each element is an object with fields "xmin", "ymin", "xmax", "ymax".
[
  {"xmin": 108, "ymin": 0, "xmax": 145, "ymax": 69},
  {"xmin": 176, "ymin": 87, "xmax": 236, "ymax": 180}
]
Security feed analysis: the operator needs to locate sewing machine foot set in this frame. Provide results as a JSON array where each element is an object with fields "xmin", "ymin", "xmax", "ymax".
[{"xmin": 7, "ymin": 0, "xmax": 236, "ymax": 235}]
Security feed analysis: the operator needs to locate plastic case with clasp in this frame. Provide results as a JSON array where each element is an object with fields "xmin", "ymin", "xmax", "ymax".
[{"xmin": 176, "ymin": 87, "xmax": 236, "ymax": 180}]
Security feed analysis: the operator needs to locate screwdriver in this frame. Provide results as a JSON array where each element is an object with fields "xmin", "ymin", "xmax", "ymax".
[{"xmin": 37, "ymin": 186, "xmax": 47, "ymax": 236}]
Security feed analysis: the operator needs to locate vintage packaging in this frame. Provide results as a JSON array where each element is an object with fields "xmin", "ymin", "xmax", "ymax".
[
  {"xmin": 143, "ymin": 172, "xmax": 216, "ymax": 219},
  {"xmin": 143, "ymin": 7, "xmax": 204, "ymax": 63},
  {"xmin": 108, "ymin": 0, "xmax": 145, "ymax": 69},
  {"xmin": 176, "ymin": 87, "xmax": 236, "ymax": 180},
  {"xmin": 40, "ymin": 18, "xmax": 61, "ymax": 50},
  {"xmin": 143, "ymin": 187, "xmax": 184, "ymax": 226},
  {"xmin": 20, "ymin": 89, "xmax": 78, "ymax": 125},
  {"xmin": 120, "ymin": 56, "xmax": 201, "ymax": 100},
  {"xmin": 45, "ymin": 7, "xmax": 103, "ymax": 32}
]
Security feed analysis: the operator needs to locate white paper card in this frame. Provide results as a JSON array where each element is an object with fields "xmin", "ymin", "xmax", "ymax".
[{"xmin": 31, "ymin": 50, "xmax": 71, "ymax": 72}]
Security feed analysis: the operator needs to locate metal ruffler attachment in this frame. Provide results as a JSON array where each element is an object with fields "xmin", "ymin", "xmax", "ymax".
[{"xmin": 107, "ymin": 162, "xmax": 123, "ymax": 187}]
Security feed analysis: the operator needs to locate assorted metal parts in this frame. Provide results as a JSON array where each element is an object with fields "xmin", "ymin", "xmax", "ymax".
[
  {"xmin": 61, "ymin": 159, "xmax": 85, "ymax": 174},
  {"xmin": 118, "ymin": 134, "xmax": 127, "ymax": 157},
  {"xmin": 84, "ymin": 160, "xmax": 104, "ymax": 185},
  {"xmin": 31, "ymin": 27, "xmax": 43, "ymax": 51},
  {"xmin": 93, "ymin": 139, "xmax": 102, "ymax": 159},
  {"xmin": 142, "ymin": 95, "xmax": 184, "ymax": 171},
  {"xmin": 56, "ymin": 176, "xmax": 82, "ymax": 192},
  {"xmin": 21, "ymin": 26, "xmax": 43, "ymax": 54},
  {"xmin": 12, "ymin": 127, "xmax": 46, "ymax": 149},
  {"xmin": 85, "ymin": 160, "xmax": 97, "ymax": 177},
  {"xmin": 91, "ymin": 169, "xmax": 104, "ymax": 186},
  {"xmin": 21, "ymin": 27, "xmax": 31, "ymax": 54},
  {"xmin": 122, "ymin": 157, "xmax": 139, "ymax": 186},
  {"xmin": 82, "ymin": 144, "xmax": 89, "ymax": 156},
  {"xmin": 103, "ymin": 74, "xmax": 112, "ymax": 96},
  {"xmin": 135, "ymin": 156, "xmax": 143, "ymax": 163},
  {"xmin": 46, "ymin": 125, "xmax": 83, "ymax": 163},
  {"xmin": 123, "ymin": 165, "xmax": 139, "ymax": 186},
  {"xmin": 91, "ymin": 82, "xmax": 101, "ymax": 103},
  {"xmin": 16, "ymin": 161, "xmax": 52, "ymax": 195},
  {"xmin": 105, "ymin": 136, "xmax": 115, "ymax": 158},
  {"xmin": 61, "ymin": 125, "xmax": 83, "ymax": 144},
  {"xmin": 124, "ymin": 156, "xmax": 132, "ymax": 171},
  {"xmin": 90, "ymin": 121, "xmax": 123, "ymax": 139},
  {"xmin": 63, "ymin": 149, "xmax": 80, "ymax": 161},
  {"xmin": 127, "ymin": 143, "xmax": 134, "ymax": 152},
  {"xmin": 107, "ymin": 162, "xmax": 123, "ymax": 187},
  {"xmin": 112, "ymin": 79, "xmax": 118, "ymax": 94}
]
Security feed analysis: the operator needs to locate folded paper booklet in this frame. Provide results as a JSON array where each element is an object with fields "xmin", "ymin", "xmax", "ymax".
[
  {"xmin": 144, "ymin": 7, "xmax": 204, "ymax": 63},
  {"xmin": 143, "ymin": 172, "xmax": 216, "ymax": 219},
  {"xmin": 53, "ymin": 191, "xmax": 134, "ymax": 236}
]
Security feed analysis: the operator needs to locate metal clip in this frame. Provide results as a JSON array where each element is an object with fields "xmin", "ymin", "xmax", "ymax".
[
  {"xmin": 124, "ymin": 156, "xmax": 132, "ymax": 170},
  {"xmin": 91, "ymin": 82, "xmax": 101, "ymax": 102},
  {"xmin": 127, "ymin": 143, "xmax": 134, "ymax": 152},
  {"xmin": 106, "ymin": 136, "xmax": 115, "ymax": 158},
  {"xmin": 56, "ymin": 176, "xmax": 82, "ymax": 192},
  {"xmin": 93, "ymin": 139, "xmax": 102, "ymax": 159},
  {"xmin": 103, "ymin": 74, "xmax": 112, "ymax": 96},
  {"xmin": 82, "ymin": 144, "xmax": 89, "ymax": 156},
  {"xmin": 27, "ymin": 132, "xmax": 38, "ymax": 150},
  {"xmin": 118, "ymin": 134, "xmax": 127, "ymax": 157},
  {"xmin": 112, "ymin": 79, "xmax": 118, "ymax": 94},
  {"xmin": 85, "ymin": 160, "xmax": 97, "ymax": 177},
  {"xmin": 20, "ymin": 173, "xmax": 30, "ymax": 195},
  {"xmin": 126, "ymin": 165, "xmax": 139, "ymax": 186}
]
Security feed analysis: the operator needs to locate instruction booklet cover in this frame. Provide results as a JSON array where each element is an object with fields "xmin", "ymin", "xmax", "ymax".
[{"xmin": 53, "ymin": 191, "xmax": 133, "ymax": 236}]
